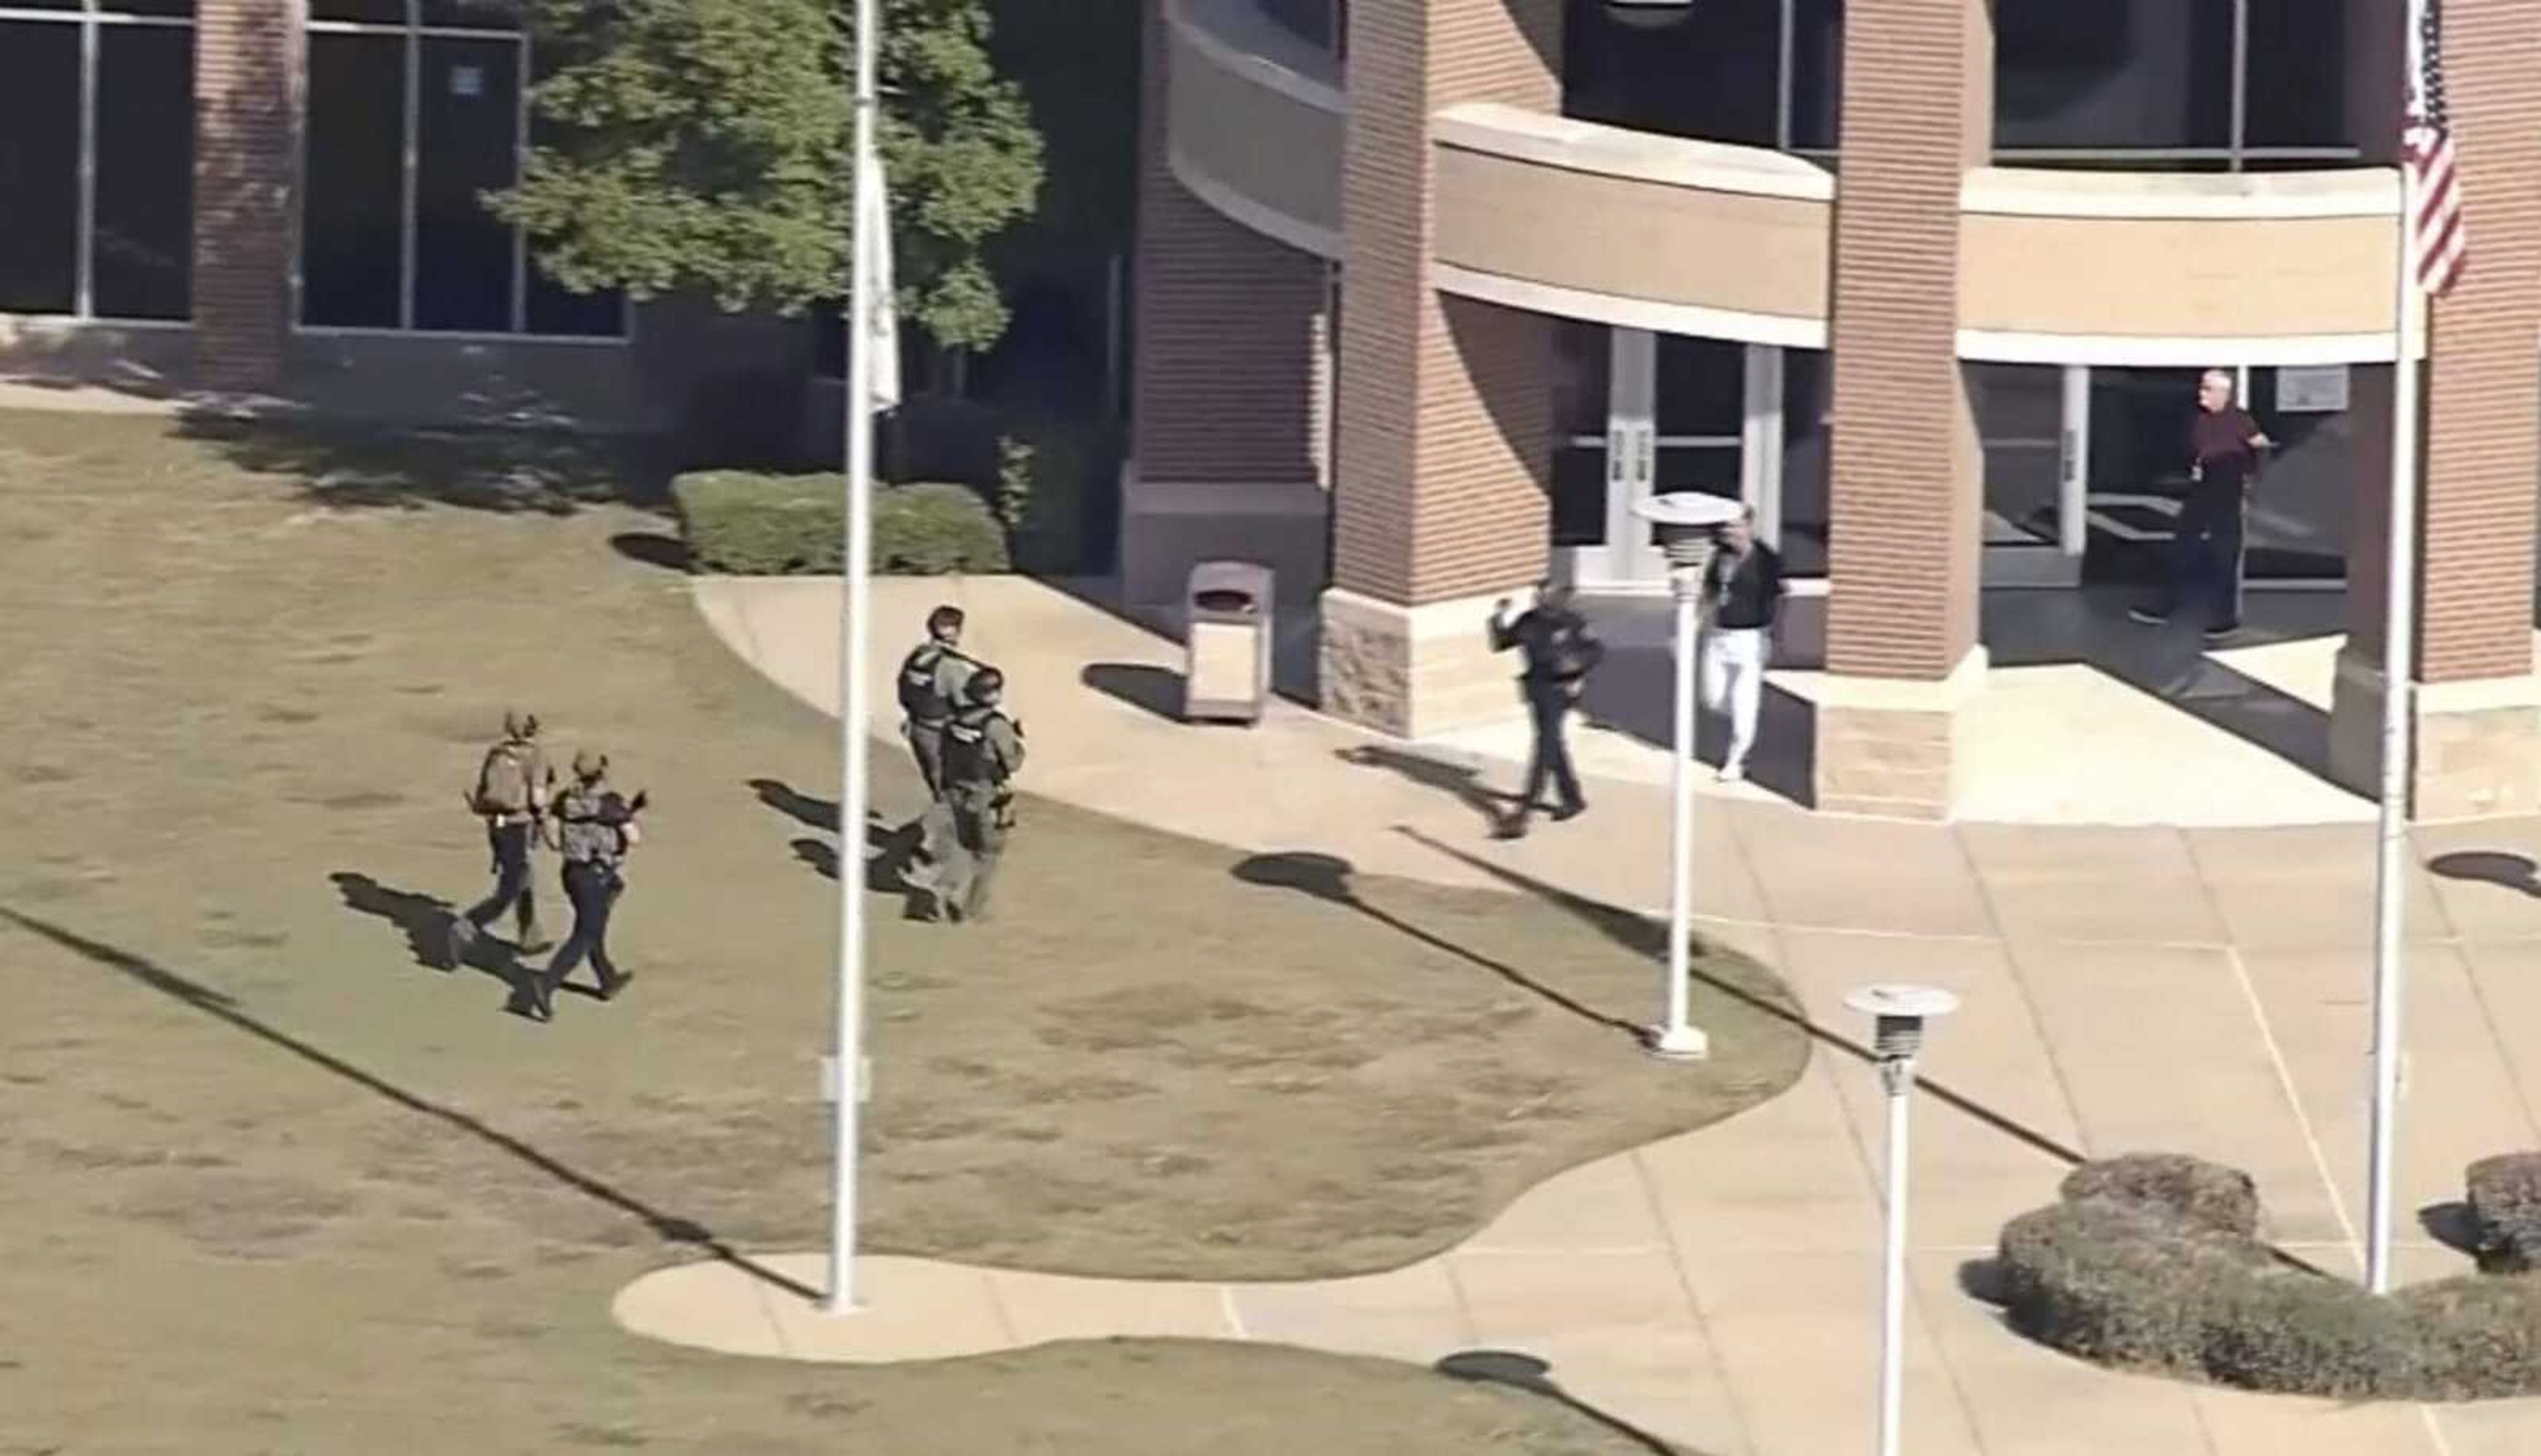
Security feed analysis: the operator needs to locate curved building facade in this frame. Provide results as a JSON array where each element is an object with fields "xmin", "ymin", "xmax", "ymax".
[{"xmin": 1129, "ymin": 0, "xmax": 2541, "ymax": 818}]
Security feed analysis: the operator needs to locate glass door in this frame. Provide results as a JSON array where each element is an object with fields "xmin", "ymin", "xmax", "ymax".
[{"xmin": 1550, "ymin": 327, "xmax": 1770, "ymax": 591}]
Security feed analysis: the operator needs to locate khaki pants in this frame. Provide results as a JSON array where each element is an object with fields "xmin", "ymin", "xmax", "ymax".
[
  {"xmin": 905, "ymin": 719, "xmax": 949, "ymax": 798},
  {"xmin": 929, "ymin": 785, "xmax": 1010, "ymax": 921}
]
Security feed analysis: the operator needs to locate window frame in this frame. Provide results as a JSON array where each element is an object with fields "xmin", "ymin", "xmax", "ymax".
[
  {"xmin": 298, "ymin": 0, "xmax": 629, "ymax": 342},
  {"xmin": 0, "ymin": 1, "xmax": 196, "ymax": 325}
]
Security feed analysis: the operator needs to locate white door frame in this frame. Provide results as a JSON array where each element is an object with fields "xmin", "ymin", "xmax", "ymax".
[{"xmin": 1556, "ymin": 329, "xmax": 1780, "ymax": 593}]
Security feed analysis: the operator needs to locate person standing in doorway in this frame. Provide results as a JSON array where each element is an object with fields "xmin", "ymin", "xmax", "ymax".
[
  {"xmin": 1489, "ymin": 582, "xmax": 1604, "ymax": 839},
  {"xmin": 2131, "ymin": 368, "xmax": 2273, "ymax": 640},
  {"xmin": 1701, "ymin": 507, "xmax": 1785, "ymax": 783}
]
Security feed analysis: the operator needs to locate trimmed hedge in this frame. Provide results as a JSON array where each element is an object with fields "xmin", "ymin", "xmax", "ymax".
[
  {"xmin": 1992, "ymin": 1152, "xmax": 2541, "ymax": 1401},
  {"xmin": 2469, "ymin": 1153, "xmax": 2541, "ymax": 1273},
  {"xmin": 673, "ymin": 472, "xmax": 1010, "ymax": 577}
]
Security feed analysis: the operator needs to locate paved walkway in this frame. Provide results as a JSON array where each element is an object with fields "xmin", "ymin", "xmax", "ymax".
[{"xmin": 627, "ymin": 574, "xmax": 2541, "ymax": 1456}]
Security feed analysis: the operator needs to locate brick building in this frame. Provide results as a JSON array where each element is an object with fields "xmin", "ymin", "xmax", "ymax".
[
  {"xmin": 0, "ymin": 0, "xmax": 825, "ymax": 439},
  {"xmin": 1131, "ymin": 0, "xmax": 2541, "ymax": 818}
]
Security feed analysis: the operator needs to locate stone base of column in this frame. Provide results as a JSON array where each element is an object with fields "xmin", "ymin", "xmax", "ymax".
[
  {"xmin": 1119, "ymin": 470, "xmax": 1329, "ymax": 614},
  {"xmin": 1810, "ymin": 649, "xmax": 1988, "ymax": 820},
  {"xmin": 2329, "ymin": 648, "xmax": 2541, "ymax": 820},
  {"xmin": 1317, "ymin": 587, "xmax": 1523, "ymax": 740}
]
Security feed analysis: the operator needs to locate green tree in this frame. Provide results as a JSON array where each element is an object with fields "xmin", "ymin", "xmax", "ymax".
[{"xmin": 494, "ymin": 0, "xmax": 1045, "ymax": 351}]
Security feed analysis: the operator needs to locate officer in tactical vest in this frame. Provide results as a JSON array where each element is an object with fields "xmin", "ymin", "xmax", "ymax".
[
  {"xmin": 521, "ymin": 749, "xmax": 646, "ymax": 1023},
  {"xmin": 450, "ymin": 710, "xmax": 555, "ymax": 964},
  {"xmin": 897, "ymin": 605, "xmax": 976, "ymax": 798},
  {"xmin": 927, "ymin": 668, "xmax": 1025, "ymax": 923}
]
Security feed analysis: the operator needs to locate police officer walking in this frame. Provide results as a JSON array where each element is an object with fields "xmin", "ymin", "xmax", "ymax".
[
  {"xmin": 1488, "ymin": 583, "xmax": 1605, "ymax": 839},
  {"xmin": 930, "ymin": 669, "xmax": 1026, "ymax": 924},
  {"xmin": 897, "ymin": 605, "xmax": 977, "ymax": 798},
  {"xmin": 450, "ymin": 709, "xmax": 554, "ymax": 964},
  {"xmin": 521, "ymin": 749, "xmax": 645, "ymax": 1023}
]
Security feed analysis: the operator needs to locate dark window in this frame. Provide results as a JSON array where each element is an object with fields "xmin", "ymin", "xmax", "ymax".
[
  {"xmin": 1789, "ymin": 0, "xmax": 1843, "ymax": 150},
  {"xmin": 1564, "ymin": 0, "xmax": 1781, "ymax": 148},
  {"xmin": 303, "ymin": 32, "xmax": 407, "ymax": 327},
  {"xmin": 1656, "ymin": 335, "xmax": 1743, "ymax": 437},
  {"xmin": 1993, "ymin": 0, "xmax": 2234, "ymax": 153},
  {"xmin": 109, "ymin": 1, "xmax": 197, "ymax": 16},
  {"xmin": 421, "ymin": 0, "xmax": 527, "ymax": 28},
  {"xmin": 1257, "ymin": 0, "xmax": 1332, "ymax": 52},
  {"xmin": 2243, "ymin": 0, "xmax": 2348, "ymax": 152},
  {"xmin": 93, "ymin": 25, "xmax": 195, "ymax": 321},
  {"xmin": 1550, "ymin": 446, "xmax": 1609, "ymax": 547},
  {"xmin": 1552, "ymin": 320, "xmax": 1609, "ymax": 439},
  {"xmin": 414, "ymin": 36, "xmax": 521, "ymax": 331},
  {"xmin": 309, "ymin": 0, "xmax": 404, "ymax": 21},
  {"xmin": 3, "ymin": 1, "xmax": 80, "ymax": 9},
  {"xmin": 0, "ymin": 22, "xmax": 80, "ymax": 314}
]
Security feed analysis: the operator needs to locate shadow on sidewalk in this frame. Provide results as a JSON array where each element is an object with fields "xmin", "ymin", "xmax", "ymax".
[
  {"xmin": 1437, "ymin": 1350, "xmax": 1672, "ymax": 1455},
  {"xmin": 1231, "ymin": 851, "xmax": 1648, "ymax": 1046},
  {"xmin": 0, "ymin": 904, "xmax": 817, "ymax": 1303},
  {"xmin": 1333, "ymin": 745, "xmax": 1516, "ymax": 834},
  {"xmin": 1392, "ymin": 827, "xmax": 2090, "ymax": 1168},
  {"xmin": 2429, "ymin": 850, "xmax": 2540, "ymax": 898},
  {"xmin": 1081, "ymin": 663, "xmax": 1182, "ymax": 720}
]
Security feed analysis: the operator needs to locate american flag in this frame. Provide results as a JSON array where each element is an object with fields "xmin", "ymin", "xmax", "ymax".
[{"xmin": 2405, "ymin": 0, "xmax": 2467, "ymax": 296}]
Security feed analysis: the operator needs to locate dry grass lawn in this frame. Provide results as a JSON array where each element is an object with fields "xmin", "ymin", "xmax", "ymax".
[{"xmin": 0, "ymin": 410, "xmax": 1796, "ymax": 1453}]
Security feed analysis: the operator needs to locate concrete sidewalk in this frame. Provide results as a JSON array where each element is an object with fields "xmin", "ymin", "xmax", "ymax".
[{"xmin": 641, "ymin": 573, "xmax": 2541, "ymax": 1456}]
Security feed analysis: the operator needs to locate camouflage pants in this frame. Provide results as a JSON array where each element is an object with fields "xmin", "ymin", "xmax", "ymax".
[{"xmin": 929, "ymin": 784, "xmax": 1011, "ymax": 921}]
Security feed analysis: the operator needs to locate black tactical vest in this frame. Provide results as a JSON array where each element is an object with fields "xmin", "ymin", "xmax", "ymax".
[{"xmin": 941, "ymin": 707, "xmax": 1011, "ymax": 788}]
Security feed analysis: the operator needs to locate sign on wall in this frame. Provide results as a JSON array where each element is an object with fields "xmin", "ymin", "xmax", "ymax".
[{"xmin": 2276, "ymin": 364, "xmax": 2350, "ymax": 414}]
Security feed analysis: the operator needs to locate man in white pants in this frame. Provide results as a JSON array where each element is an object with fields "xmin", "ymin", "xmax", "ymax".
[{"xmin": 1701, "ymin": 507, "xmax": 1785, "ymax": 783}]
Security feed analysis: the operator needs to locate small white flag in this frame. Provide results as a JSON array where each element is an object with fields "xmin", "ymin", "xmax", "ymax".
[{"xmin": 860, "ymin": 146, "xmax": 902, "ymax": 411}]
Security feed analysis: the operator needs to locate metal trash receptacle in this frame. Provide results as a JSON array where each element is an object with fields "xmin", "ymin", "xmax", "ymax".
[{"xmin": 1184, "ymin": 561, "xmax": 1273, "ymax": 724}]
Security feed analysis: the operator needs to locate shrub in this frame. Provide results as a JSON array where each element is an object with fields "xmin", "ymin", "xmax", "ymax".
[
  {"xmin": 673, "ymin": 471, "xmax": 1010, "ymax": 577},
  {"xmin": 1992, "ymin": 1152, "xmax": 2541, "ymax": 1402},
  {"xmin": 997, "ymin": 411, "xmax": 1122, "ymax": 575},
  {"xmin": 2061, "ymin": 1152, "xmax": 2261, "ymax": 1238},
  {"xmin": 2468, "ymin": 1153, "xmax": 2541, "ymax": 1273}
]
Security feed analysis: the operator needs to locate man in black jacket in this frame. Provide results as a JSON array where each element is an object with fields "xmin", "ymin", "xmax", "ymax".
[{"xmin": 1488, "ymin": 581, "xmax": 1605, "ymax": 839}]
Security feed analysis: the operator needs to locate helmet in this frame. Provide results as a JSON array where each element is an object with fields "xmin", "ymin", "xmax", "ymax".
[
  {"xmin": 571, "ymin": 749, "xmax": 609, "ymax": 781},
  {"xmin": 967, "ymin": 667, "xmax": 1004, "ymax": 704},
  {"xmin": 504, "ymin": 710, "xmax": 540, "ymax": 740}
]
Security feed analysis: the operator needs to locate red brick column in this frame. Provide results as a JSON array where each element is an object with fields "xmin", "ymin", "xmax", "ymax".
[
  {"xmin": 191, "ymin": 0, "xmax": 297, "ymax": 394},
  {"xmin": 1811, "ymin": 0, "xmax": 1993, "ymax": 817},
  {"xmin": 1319, "ymin": 0, "xmax": 1562, "ymax": 737},
  {"xmin": 1124, "ymin": 0, "xmax": 1332, "ymax": 611},
  {"xmin": 2333, "ymin": 0, "xmax": 2541, "ymax": 818}
]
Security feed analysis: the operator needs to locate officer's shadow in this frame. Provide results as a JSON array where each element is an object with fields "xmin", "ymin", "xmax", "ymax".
[
  {"xmin": 327, "ymin": 871, "xmax": 557, "ymax": 1007},
  {"xmin": 746, "ymin": 778, "xmax": 938, "ymax": 918}
]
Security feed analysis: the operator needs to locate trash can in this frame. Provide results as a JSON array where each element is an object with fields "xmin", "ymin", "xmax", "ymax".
[{"xmin": 1184, "ymin": 561, "xmax": 1274, "ymax": 724}]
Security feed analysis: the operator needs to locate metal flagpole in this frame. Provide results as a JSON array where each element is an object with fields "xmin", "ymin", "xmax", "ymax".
[
  {"xmin": 826, "ymin": 0, "xmax": 882, "ymax": 1316},
  {"xmin": 2366, "ymin": 0, "xmax": 2427, "ymax": 1299}
]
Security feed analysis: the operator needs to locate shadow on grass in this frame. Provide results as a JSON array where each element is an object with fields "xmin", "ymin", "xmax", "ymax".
[
  {"xmin": 174, "ymin": 413, "xmax": 675, "ymax": 515},
  {"xmin": 611, "ymin": 532, "xmax": 691, "ymax": 572},
  {"xmin": 1231, "ymin": 851, "xmax": 1647, "ymax": 1045},
  {"xmin": 1437, "ymin": 1351, "xmax": 1675, "ymax": 1455},
  {"xmin": 749, "ymin": 778, "xmax": 930, "ymax": 899},
  {"xmin": 0, "ymin": 904, "xmax": 818, "ymax": 1302}
]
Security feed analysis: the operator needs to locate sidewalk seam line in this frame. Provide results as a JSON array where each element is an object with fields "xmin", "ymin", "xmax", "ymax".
[
  {"xmin": 1949, "ymin": 826, "xmax": 2102, "ymax": 1164},
  {"xmin": 1627, "ymin": 1144, "xmax": 1762, "ymax": 1456}
]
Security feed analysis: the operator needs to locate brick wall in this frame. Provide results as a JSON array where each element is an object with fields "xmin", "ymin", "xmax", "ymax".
[
  {"xmin": 1331, "ymin": 0, "xmax": 1560, "ymax": 607},
  {"xmin": 2342, "ymin": 0, "xmax": 2541, "ymax": 683},
  {"xmin": 191, "ymin": 0, "xmax": 296, "ymax": 393},
  {"xmin": 1821, "ymin": 0, "xmax": 1990, "ymax": 679},
  {"xmin": 2419, "ymin": 0, "xmax": 2541, "ymax": 683},
  {"xmin": 1132, "ymin": 0, "xmax": 1327, "ymax": 485}
]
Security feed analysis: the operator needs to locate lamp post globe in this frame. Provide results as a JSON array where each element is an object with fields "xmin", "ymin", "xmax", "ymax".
[{"xmin": 1631, "ymin": 490, "xmax": 1742, "ymax": 1061}]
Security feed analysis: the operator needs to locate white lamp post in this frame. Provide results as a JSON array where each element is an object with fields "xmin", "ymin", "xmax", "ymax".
[
  {"xmin": 1845, "ymin": 984, "xmax": 1959, "ymax": 1456},
  {"xmin": 1632, "ymin": 491, "xmax": 1742, "ymax": 1061}
]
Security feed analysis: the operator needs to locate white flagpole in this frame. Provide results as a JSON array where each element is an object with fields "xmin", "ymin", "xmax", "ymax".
[
  {"xmin": 827, "ymin": 0, "xmax": 881, "ymax": 1316},
  {"xmin": 2367, "ymin": 0, "xmax": 2427, "ymax": 1299}
]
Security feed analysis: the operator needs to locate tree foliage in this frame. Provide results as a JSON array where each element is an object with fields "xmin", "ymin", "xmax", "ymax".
[{"xmin": 494, "ymin": 0, "xmax": 1045, "ymax": 350}]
